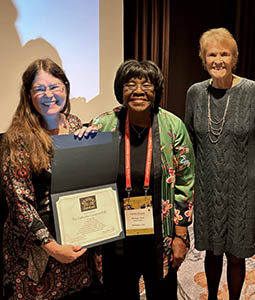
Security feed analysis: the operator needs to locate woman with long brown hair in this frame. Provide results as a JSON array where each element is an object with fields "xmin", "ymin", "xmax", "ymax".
[{"xmin": 1, "ymin": 58, "xmax": 102, "ymax": 300}]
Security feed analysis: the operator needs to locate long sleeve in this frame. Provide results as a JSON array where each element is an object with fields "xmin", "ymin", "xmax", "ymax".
[
  {"xmin": 172, "ymin": 120, "xmax": 195, "ymax": 226},
  {"xmin": 2, "ymin": 148, "xmax": 53, "ymax": 246},
  {"xmin": 158, "ymin": 108, "xmax": 195, "ymax": 231},
  {"xmin": 184, "ymin": 86, "xmax": 196, "ymax": 155}
]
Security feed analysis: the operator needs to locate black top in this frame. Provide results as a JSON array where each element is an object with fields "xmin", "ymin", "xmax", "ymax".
[{"xmin": 102, "ymin": 119, "xmax": 160, "ymax": 283}]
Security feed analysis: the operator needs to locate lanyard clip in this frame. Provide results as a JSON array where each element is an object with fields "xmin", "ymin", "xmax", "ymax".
[
  {"xmin": 125, "ymin": 187, "xmax": 132, "ymax": 199},
  {"xmin": 143, "ymin": 186, "xmax": 149, "ymax": 197}
]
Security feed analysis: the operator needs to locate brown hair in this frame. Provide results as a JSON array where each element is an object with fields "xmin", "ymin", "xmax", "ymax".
[
  {"xmin": 199, "ymin": 27, "xmax": 239, "ymax": 70},
  {"xmin": 1, "ymin": 58, "xmax": 70, "ymax": 173}
]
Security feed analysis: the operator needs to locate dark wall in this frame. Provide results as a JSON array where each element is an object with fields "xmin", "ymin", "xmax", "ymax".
[{"xmin": 167, "ymin": 0, "xmax": 237, "ymax": 119}]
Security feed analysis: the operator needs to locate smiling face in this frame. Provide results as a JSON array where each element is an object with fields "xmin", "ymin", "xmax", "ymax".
[
  {"xmin": 204, "ymin": 40, "xmax": 234, "ymax": 86},
  {"xmin": 123, "ymin": 77, "xmax": 155, "ymax": 113},
  {"xmin": 30, "ymin": 70, "xmax": 66, "ymax": 117}
]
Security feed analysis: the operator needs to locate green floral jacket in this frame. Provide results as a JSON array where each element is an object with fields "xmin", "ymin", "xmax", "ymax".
[{"xmin": 91, "ymin": 106, "xmax": 195, "ymax": 277}]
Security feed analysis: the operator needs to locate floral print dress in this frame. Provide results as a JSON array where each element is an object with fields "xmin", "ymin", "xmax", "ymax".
[{"xmin": 1, "ymin": 114, "xmax": 101, "ymax": 300}]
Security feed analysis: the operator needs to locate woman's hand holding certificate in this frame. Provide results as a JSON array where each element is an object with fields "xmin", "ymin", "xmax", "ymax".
[{"xmin": 42, "ymin": 240, "xmax": 87, "ymax": 263}]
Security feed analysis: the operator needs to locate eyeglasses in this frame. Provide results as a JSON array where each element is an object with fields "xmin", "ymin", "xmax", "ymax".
[
  {"xmin": 124, "ymin": 82, "xmax": 154, "ymax": 92},
  {"xmin": 31, "ymin": 83, "xmax": 65, "ymax": 97}
]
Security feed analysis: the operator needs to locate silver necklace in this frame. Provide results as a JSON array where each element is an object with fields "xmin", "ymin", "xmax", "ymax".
[
  {"xmin": 207, "ymin": 92, "xmax": 230, "ymax": 144},
  {"xmin": 130, "ymin": 124, "xmax": 147, "ymax": 138}
]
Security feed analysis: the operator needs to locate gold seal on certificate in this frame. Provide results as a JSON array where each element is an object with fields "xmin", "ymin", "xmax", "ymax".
[{"xmin": 55, "ymin": 184, "xmax": 123, "ymax": 248}]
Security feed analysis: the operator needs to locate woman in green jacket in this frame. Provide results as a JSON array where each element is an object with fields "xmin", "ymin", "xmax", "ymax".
[{"xmin": 88, "ymin": 59, "xmax": 195, "ymax": 300}]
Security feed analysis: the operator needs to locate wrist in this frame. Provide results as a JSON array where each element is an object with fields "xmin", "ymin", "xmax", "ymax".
[
  {"xmin": 174, "ymin": 233, "xmax": 190, "ymax": 248},
  {"xmin": 42, "ymin": 240, "xmax": 59, "ymax": 255},
  {"xmin": 175, "ymin": 225, "xmax": 187, "ymax": 236}
]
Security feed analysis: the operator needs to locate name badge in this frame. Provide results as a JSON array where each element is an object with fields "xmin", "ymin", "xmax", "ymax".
[{"xmin": 123, "ymin": 195, "xmax": 154, "ymax": 236}]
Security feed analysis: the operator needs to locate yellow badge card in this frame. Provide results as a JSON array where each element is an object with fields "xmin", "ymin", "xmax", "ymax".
[{"xmin": 123, "ymin": 195, "xmax": 154, "ymax": 236}]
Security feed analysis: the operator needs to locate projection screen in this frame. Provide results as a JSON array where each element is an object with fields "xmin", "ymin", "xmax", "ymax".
[{"xmin": 0, "ymin": 0, "xmax": 123, "ymax": 132}]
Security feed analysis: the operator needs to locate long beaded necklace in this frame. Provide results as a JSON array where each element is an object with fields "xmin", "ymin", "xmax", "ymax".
[{"xmin": 207, "ymin": 91, "xmax": 230, "ymax": 144}]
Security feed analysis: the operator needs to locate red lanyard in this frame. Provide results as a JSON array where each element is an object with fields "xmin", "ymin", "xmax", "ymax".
[{"xmin": 125, "ymin": 111, "xmax": 153, "ymax": 197}]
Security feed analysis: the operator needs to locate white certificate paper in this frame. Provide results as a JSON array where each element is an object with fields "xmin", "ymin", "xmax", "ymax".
[
  {"xmin": 55, "ymin": 184, "xmax": 123, "ymax": 248},
  {"xmin": 51, "ymin": 133, "xmax": 124, "ymax": 248}
]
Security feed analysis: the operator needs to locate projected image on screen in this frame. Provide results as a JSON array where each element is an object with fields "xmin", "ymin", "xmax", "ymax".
[
  {"xmin": 0, "ymin": 0, "xmax": 122, "ymax": 132},
  {"xmin": 13, "ymin": 0, "xmax": 99, "ymax": 102}
]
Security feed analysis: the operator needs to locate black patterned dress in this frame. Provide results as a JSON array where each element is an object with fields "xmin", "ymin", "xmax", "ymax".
[
  {"xmin": 185, "ymin": 78, "xmax": 255, "ymax": 258},
  {"xmin": 1, "ymin": 114, "xmax": 102, "ymax": 300}
]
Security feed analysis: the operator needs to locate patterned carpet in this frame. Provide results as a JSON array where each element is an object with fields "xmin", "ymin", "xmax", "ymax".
[
  {"xmin": 139, "ymin": 222, "xmax": 255, "ymax": 299},
  {"xmin": 177, "ymin": 223, "xmax": 255, "ymax": 300}
]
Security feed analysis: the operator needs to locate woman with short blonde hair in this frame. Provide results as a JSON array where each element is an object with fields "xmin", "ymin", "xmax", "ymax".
[
  {"xmin": 199, "ymin": 27, "xmax": 239, "ymax": 71},
  {"xmin": 185, "ymin": 27, "xmax": 255, "ymax": 300}
]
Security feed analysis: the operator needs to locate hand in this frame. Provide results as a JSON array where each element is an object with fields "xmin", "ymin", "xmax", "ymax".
[
  {"xmin": 170, "ymin": 237, "xmax": 188, "ymax": 269},
  {"xmin": 42, "ymin": 240, "xmax": 87, "ymax": 263},
  {"xmin": 74, "ymin": 125, "xmax": 98, "ymax": 139}
]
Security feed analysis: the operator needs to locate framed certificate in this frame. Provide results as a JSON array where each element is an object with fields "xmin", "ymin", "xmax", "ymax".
[
  {"xmin": 52, "ymin": 183, "xmax": 124, "ymax": 248},
  {"xmin": 51, "ymin": 132, "xmax": 124, "ymax": 248}
]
